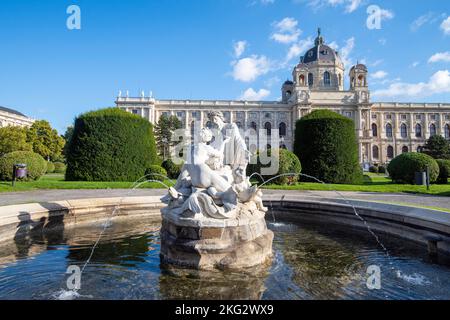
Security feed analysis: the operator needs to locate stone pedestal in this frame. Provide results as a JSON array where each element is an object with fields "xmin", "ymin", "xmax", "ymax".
[{"xmin": 160, "ymin": 203, "xmax": 274, "ymax": 270}]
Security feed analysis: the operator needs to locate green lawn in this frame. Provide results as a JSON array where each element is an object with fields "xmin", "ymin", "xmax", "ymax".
[{"xmin": 0, "ymin": 173, "xmax": 449, "ymax": 197}]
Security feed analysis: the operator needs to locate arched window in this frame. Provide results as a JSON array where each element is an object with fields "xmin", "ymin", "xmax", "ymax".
[
  {"xmin": 445, "ymin": 124, "xmax": 450, "ymax": 139},
  {"xmin": 430, "ymin": 123, "xmax": 437, "ymax": 137},
  {"xmin": 372, "ymin": 123, "xmax": 378, "ymax": 137},
  {"xmin": 372, "ymin": 145, "xmax": 379, "ymax": 159},
  {"xmin": 206, "ymin": 121, "xmax": 212, "ymax": 129},
  {"xmin": 308, "ymin": 73, "xmax": 314, "ymax": 87},
  {"xmin": 400, "ymin": 123, "xmax": 408, "ymax": 138},
  {"xmin": 280, "ymin": 144, "xmax": 287, "ymax": 149},
  {"xmin": 338, "ymin": 74, "xmax": 342, "ymax": 86},
  {"xmin": 250, "ymin": 121, "xmax": 257, "ymax": 131},
  {"xmin": 415, "ymin": 123, "xmax": 422, "ymax": 138},
  {"xmin": 358, "ymin": 74, "xmax": 364, "ymax": 86},
  {"xmin": 402, "ymin": 146, "xmax": 409, "ymax": 153},
  {"xmin": 299, "ymin": 74, "xmax": 305, "ymax": 85},
  {"xmin": 279, "ymin": 122, "xmax": 287, "ymax": 137},
  {"xmin": 386, "ymin": 123, "xmax": 393, "ymax": 138},
  {"xmin": 264, "ymin": 122, "xmax": 272, "ymax": 136},
  {"xmin": 236, "ymin": 121, "xmax": 242, "ymax": 129},
  {"xmin": 387, "ymin": 146, "xmax": 394, "ymax": 159},
  {"xmin": 323, "ymin": 71, "xmax": 331, "ymax": 87}
]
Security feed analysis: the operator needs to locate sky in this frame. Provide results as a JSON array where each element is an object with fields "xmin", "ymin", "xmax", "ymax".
[{"xmin": 0, "ymin": 0, "xmax": 449, "ymax": 134}]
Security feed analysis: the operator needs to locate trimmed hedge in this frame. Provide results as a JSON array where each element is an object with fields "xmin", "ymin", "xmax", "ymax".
[
  {"xmin": 0, "ymin": 151, "xmax": 47, "ymax": 181},
  {"xmin": 66, "ymin": 108, "xmax": 159, "ymax": 181},
  {"xmin": 387, "ymin": 152, "xmax": 439, "ymax": 184},
  {"xmin": 378, "ymin": 165, "xmax": 386, "ymax": 174},
  {"xmin": 162, "ymin": 159, "xmax": 182, "ymax": 179},
  {"xmin": 53, "ymin": 162, "xmax": 66, "ymax": 174},
  {"xmin": 294, "ymin": 110, "xmax": 363, "ymax": 184},
  {"xmin": 436, "ymin": 159, "xmax": 450, "ymax": 184},
  {"xmin": 369, "ymin": 166, "xmax": 378, "ymax": 173},
  {"xmin": 145, "ymin": 165, "xmax": 167, "ymax": 182},
  {"xmin": 247, "ymin": 148, "xmax": 301, "ymax": 185},
  {"xmin": 46, "ymin": 161, "xmax": 55, "ymax": 173}
]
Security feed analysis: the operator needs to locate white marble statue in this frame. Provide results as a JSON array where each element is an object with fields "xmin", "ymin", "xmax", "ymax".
[{"xmin": 162, "ymin": 111, "xmax": 267, "ymax": 219}]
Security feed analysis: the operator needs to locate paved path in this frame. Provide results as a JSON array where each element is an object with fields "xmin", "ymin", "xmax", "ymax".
[{"xmin": 0, "ymin": 189, "xmax": 449, "ymax": 211}]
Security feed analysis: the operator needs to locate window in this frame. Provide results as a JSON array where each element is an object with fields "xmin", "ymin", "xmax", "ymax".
[
  {"xmin": 280, "ymin": 144, "xmax": 287, "ymax": 149},
  {"xmin": 299, "ymin": 74, "xmax": 305, "ymax": 85},
  {"xmin": 264, "ymin": 122, "xmax": 272, "ymax": 136},
  {"xmin": 416, "ymin": 114, "xmax": 422, "ymax": 120},
  {"xmin": 265, "ymin": 113, "xmax": 271, "ymax": 118},
  {"xmin": 372, "ymin": 145, "xmax": 379, "ymax": 159},
  {"xmin": 445, "ymin": 124, "xmax": 450, "ymax": 139},
  {"xmin": 176, "ymin": 111, "xmax": 184, "ymax": 118},
  {"xmin": 308, "ymin": 73, "xmax": 314, "ymax": 87},
  {"xmin": 345, "ymin": 111, "xmax": 352, "ymax": 118},
  {"xmin": 323, "ymin": 71, "xmax": 331, "ymax": 87},
  {"xmin": 386, "ymin": 123, "xmax": 393, "ymax": 138},
  {"xmin": 401, "ymin": 114, "xmax": 407, "ymax": 120},
  {"xmin": 387, "ymin": 146, "xmax": 394, "ymax": 159},
  {"xmin": 430, "ymin": 114, "xmax": 437, "ymax": 121},
  {"xmin": 386, "ymin": 114, "xmax": 392, "ymax": 120},
  {"xmin": 402, "ymin": 146, "xmax": 409, "ymax": 153},
  {"xmin": 415, "ymin": 124, "xmax": 422, "ymax": 138},
  {"xmin": 191, "ymin": 111, "xmax": 199, "ymax": 119},
  {"xmin": 430, "ymin": 123, "xmax": 437, "ymax": 137},
  {"xmin": 372, "ymin": 123, "xmax": 378, "ymax": 137},
  {"xmin": 338, "ymin": 74, "xmax": 342, "ymax": 86},
  {"xmin": 236, "ymin": 121, "xmax": 242, "ymax": 129},
  {"xmin": 250, "ymin": 122, "xmax": 257, "ymax": 131},
  {"xmin": 372, "ymin": 114, "xmax": 377, "ymax": 120},
  {"xmin": 132, "ymin": 109, "xmax": 139, "ymax": 115},
  {"xmin": 279, "ymin": 122, "xmax": 287, "ymax": 137},
  {"xmin": 400, "ymin": 123, "xmax": 407, "ymax": 138}
]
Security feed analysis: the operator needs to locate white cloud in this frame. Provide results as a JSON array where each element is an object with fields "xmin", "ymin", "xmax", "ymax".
[
  {"xmin": 378, "ymin": 8, "xmax": 395, "ymax": 21},
  {"xmin": 233, "ymin": 41, "xmax": 247, "ymax": 58},
  {"xmin": 327, "ymin": 37, "xmax": 355, "ymax": 69},
  {"xmin": 370, "ymin": 59, "xmax": 384, "ymax": 67},
  {"xmin": 270, "ymin": 17, "xmax": 301, "ymax": 44},
  {"xmin": 411, "ymin": 12, "xmax": 434, "ymax": 31},
  {"xmin": 306, "ymin": 0, "xmax": 364, "ymax": 13},
  {"xmin": 260, "ymin": 0, "xmax": 275, "ymax": 4},
  {"xmin": 285, "ymin": 36, "xmax": 314, "ymax": 63},
  {"xmin": 428, "ymin": 51, "xmax": 450, "ymax": 63},
  {"xmin": 371, "ymin": 70, "xmax": 388, "ymax": 79},
  {"xmin": 239, "ymin": 88, "xmax": 271, "ymax": 101},
  {"xmin": 231, "ymin": 55, "xmax": 271, "ymax": 82},
  {"xmin": 411, "ymin": 61, "xmax": 420, "ymax": 68},
  {"xmin": 441, "ymin": 16, "xmax": 450, "ymax": 35},
  {"xmin": 372, "ymin": 70, "xmax": 450, "ymax": 98}
]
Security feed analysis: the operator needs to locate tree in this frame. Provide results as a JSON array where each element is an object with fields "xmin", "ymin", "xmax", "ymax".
[
  {"xmin": 62, "ymin": 125, "xmax": 74, "ymax": 158},
  {"xmin": 294, "ymin": 110, "xmax": 363, "ymax": 184},
  {"xmin": 422, "ymin": 135, "xmax": 450, "ymax": 159},
  {"xmin": 27, "ymin": 120, "xmax": 65, "ymax": 161},
  {"xmin": 154, "ymin": 115, "xmax": 182, "ymax": 160},
  {"xmin": 66, "ymin": 107, "xmax": 159, "ymax": 181},
  {"xmin": 0, "ymin": 126, "xmax": 32, "ymax": 156}
]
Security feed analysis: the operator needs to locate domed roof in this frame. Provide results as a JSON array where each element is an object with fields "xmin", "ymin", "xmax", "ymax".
[
  {"xmin": 0, "ymin": 106, "xmax": 27, "ymax": 117},
  {"xmin": 283, "ymin": 80, "xmax": 294, "ymax": 86},
  {"xmin": 350, "ymin": 63, "xmax": 368, "ymax": 72},
  {"xmin": 302, "ymin": 28, "xmax": 343, "ymax": 68}
]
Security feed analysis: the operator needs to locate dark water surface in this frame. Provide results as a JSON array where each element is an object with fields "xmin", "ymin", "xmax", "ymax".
[{"xmin": 1, "ymin": 216, "xmax": 450, "ymax": 300}]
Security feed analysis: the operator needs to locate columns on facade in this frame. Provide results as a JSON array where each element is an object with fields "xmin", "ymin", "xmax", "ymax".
[{"xmin": 424, "ymin": 113, "xmax": 429, "ymax": 139}]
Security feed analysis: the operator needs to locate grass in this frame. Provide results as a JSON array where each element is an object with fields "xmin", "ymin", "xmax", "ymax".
[{"xmin": 0, "ymin": 173, "xmax": 449, "ymax": 197}]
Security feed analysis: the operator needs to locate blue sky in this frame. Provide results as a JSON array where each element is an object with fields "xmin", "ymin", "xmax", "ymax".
[{"xmin": 0, "ymin": 0, "xmax": 449, "ymax": 133}]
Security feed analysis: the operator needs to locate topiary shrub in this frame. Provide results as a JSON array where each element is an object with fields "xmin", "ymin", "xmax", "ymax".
[
  {"xmin": 294, "ymin": 110, "xmax": 363, "ymax": 184},
  {"xmin": 369, "ymin": 166, "xmax": 378, "ymax": 174},
  {"xmin": 436, "ymin": 159, "xmax": 450, "ymax": 184},
  {"xmin": 378, "ymin": 165, "xmax": 386, "ymax": 174},
  {"xmin": 46, "ymin": 161, "xmax": 55, "ymax": 173},
  {"xmin": 387, "ymin": 152, "xmax": 439, "ymax": 184},
  {"xmin": 0, "ymin": 151, "xmax": 47, "ymax": 181},
  {"xmin": 247, "ymin": 148, "xmax": 301, "ymax": 185},
  {"xmin": 145, "ymin": 165, "xmax": 168, "ymax": 182},
  {"xmin": 161, "ymin": 159, "xmax": 183, "ymax": 179},
  {"xmin": 66, "ymin": 108, "xmax": 159, "ymax": 181},
  {"xmin": 53, "ymin": 162, "xmax": 66, "ymax": 174}
]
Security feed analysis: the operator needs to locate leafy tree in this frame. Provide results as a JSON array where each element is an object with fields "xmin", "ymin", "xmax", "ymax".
[
  {"xmin": 63, "ymin": 125, "xmax": 74, "ymax": 157},
  {"xmin": 422, "ymin": 135, "xmax": 450, "ymax": 159},
  {"xmin": 27, "ymin": 120, "xmax": 65, "ymax": 161},
  {"xmin": 387, "ymin": 152, "xmax": 439, "ymax": 184},
  {"xmin": 294, "ymin": 110, "xmax": 362, "ymax": 184},
  {"xmin": 154, "ymin": 114, "xmax": 182, "ymax": 160},
  {"xmin": 0, "ymin": 126, "xmax": 32, "ymax": 156}
]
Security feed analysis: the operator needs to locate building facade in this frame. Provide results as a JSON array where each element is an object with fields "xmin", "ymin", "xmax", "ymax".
[
  {"xmin": 116, "ymin": 30, "xmax": 450, "ymax": 165},
  {"xmin": 0, "ymin": 106, "xmax": 34, "ymax": 128}
]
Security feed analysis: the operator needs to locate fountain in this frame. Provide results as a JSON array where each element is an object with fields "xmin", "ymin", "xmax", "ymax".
[{"xmin": 159, "ymin": 111, "xmax": 273, "ymax": 270}]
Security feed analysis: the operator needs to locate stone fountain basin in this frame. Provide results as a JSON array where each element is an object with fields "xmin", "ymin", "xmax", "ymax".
[{"xmin": 0, "ymin": 195, "xmax": 449, "ymax": 254}]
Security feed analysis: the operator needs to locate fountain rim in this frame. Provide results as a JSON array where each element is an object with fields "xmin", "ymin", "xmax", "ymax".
[{"xmin": 0, "ymin": 195, "xmax": 449, "ymax": 254}]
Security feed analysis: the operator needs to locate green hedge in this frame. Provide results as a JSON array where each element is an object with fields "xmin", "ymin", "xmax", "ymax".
[
  {"xmin": 294, "ymin": 110, "xmax": 363, "ymax": 184},
  {"xmin": 369, "ymin": 166, "xmax": 378, "ymax": 173},
  {"xmin": 66, "ymin": 108, "xmax": 159, "ymax": 181},
  {"xmin": 46, "ymin": 161, "xmax": 55, "ymax": 173},
  {"xmin": 0, "ymin": 151, "xmax": 47, "ymax": 181},
  {"xmin": 387, "ymin": 152, "xmax": 439, "ymax": 184},
  {"xmin": 145, "ymin": 165, "xmax": 167, "ymax": 182},
  {"xmin": 247, "ymin": 148, "xmax": 301, "ymax": 185},
  {"xmin": 161, "ymin": 159, "xmax": 182, "ymax": 179},
  {"xmin": 378, "ymin": 165, "xmax": 386, "ymax": 174},
  {"xmin": 436, "ymin": 159, "xmax": 450, "ymax": 184},
  {"xmin": 53, "ymin": 162, "xmax": 66, "ymax": 174}
]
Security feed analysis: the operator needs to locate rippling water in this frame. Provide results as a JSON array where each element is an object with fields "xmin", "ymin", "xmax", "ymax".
[{"xmin": 0, "ymin": 217, "xmax": 450, "ymax": 300}]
